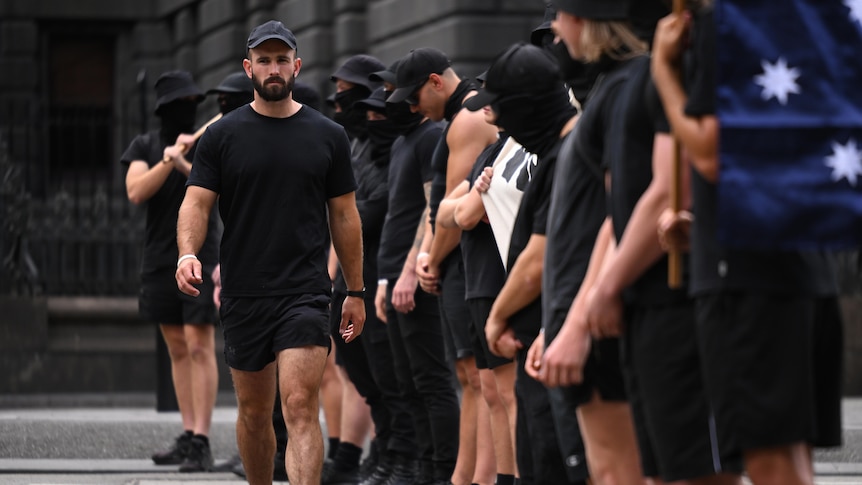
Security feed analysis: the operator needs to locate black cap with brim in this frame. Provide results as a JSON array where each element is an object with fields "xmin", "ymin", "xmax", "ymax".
[
  {"xmin": 330, "ymin": 54, "xmax": 385, "ymax": 91},
  {"xmin": 387, "ymin": 48, "xmax": 451, "ymax": 104},
  {"xmin": 555, "ymin": 0, "xmax": 629, "ymax": 20},
  {"xmin": 154, "ymin": 70, "xmax": 205, "ymax": 114},
  {"xmin": 530, "ymin": 3, "xmax": 557, "ymax": 46},
  {"xmin": 247, "ymin": 20, "xmax": 298, "ymax": 50},
  {"xmin": 206, "ymin": 72, "xmax": 253, "ymax": 95},
  {"xmin": 354, "ymin": 87, "xmax": 388, "ymax": 113},
  {"xmin": 463, "ymin": 89, "xmax": 500, "ymax": 112},
  {"xmin": 386, "ymin": 80, "xmax": 424, "ymax": 104},
  {"xmin": 369, "ymin": 69, "xmax": 396, "ymax": 85}
]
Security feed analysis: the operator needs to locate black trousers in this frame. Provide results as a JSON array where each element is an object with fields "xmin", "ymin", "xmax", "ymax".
[
  {"xmin": 330, "ymin": 287, "xmax": 416, "ymax": 457},
  {"xmin": 386, "ymin": 284, "xmax": 460, "ymax": 477}
]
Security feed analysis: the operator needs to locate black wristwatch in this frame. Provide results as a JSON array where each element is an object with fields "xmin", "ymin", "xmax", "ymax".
[{"xmin": 346, "ymin": 287, "xmax": 366, "ymax": 298}]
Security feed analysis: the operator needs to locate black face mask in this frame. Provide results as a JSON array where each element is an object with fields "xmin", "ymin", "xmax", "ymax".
[
  {"xmin": 386, "ymin": 100, "xmax": 424, "ymax": 134},
  {"xmin": 158, "ymin": 100, "xmax": 197, "ymax": 140},
  {"xmin": 494, "ymin": 88, "xmax": 576, "ymax": 158},
  {"xmin": 367, "ymin": 118, "xmax": 399, "ymax": 164},
  {"xmin": 334, "ymin": 88, "xmax": 371, "ymax": 139},
  {"xmin": 219, "ymin": 92, "xmax": 253, "ymax": 115},
  {"xmin": 546, "ymin": 42, "xmax": 599, "ymax": 106}
]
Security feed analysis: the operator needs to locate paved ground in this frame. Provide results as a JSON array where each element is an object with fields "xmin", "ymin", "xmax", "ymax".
[{"xmin": 0, "ymin": 394, "xmax": 861, "ymax": 484}]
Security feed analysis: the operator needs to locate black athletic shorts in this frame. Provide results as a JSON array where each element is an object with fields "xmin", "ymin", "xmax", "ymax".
[
  {"xmin": 220, "ymin": 293, "xmax": 332, "ymax": 371},
  {"xmin": 696, "ymin": 291, "xmax": 834, "ymax": 460},
  {"xmin": 139, "ymin": 268, "xmax": 216, "ymax": 325},
  {"xmin": 467, "ymin": 297, "xmax": 513, "ymax": 369},
  {"xmin": 438, "ymin": 256, "xmax": 473, "ymax": 361},
  {"xmin": 547, "ymin": 309, "xmax": 627, "ymax": 407},
  {"xmin": 622, "ymin": 302, "xmax": 739, "ymax": 481}
]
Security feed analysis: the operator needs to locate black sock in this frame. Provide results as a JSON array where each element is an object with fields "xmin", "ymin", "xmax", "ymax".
[
  {"xmin": 327, "ymin": 437, "xmax": 340, "ymax": 460},
  {"xmin": 333, "ymin": 442, "xmax": 363, "ymax": 471},
  {"xmin": 496, "ymin": 474, "xmax": 515, "ymax": 485},
  {"xmin": 192, "ymin": 434, "xmax": 209, "ymax": 446},
  {"xmin": 183, "ymin": 430, "xmax": 194, "ymax": 438}
]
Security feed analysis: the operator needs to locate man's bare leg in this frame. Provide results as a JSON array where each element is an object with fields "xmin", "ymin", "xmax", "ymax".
[
  {"xmin": 232, "ymin": 363, "xmax": 278, "ymax": 485},
  {"xmin": 160, "ymin": 324, "xmax": 195, "ymax": 431},
  {"xmin": 745, "ymin": 443, "xmax": 813, "ymax": 485},
  {"xmin": 184, "ymin": 323, "xmax": 218, "ymax": 435},
  {"xmin": 279, "ymin": 345, "xmax": 329, "ymax": 485},
  {"xmin": 577, "ymin": 394, "xmax": 645, "ymax": 485}
]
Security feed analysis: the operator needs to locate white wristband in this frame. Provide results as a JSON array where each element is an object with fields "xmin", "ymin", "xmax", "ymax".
[
  {"xmin": 177, "ymin": 254, "xmax": 198, "ymax": 268},
  {"xmin": 377, "ymin": 278, "xmax": 388, "ymax": 286},
  {"xmin": 417, "ymin": 251, "xmax": 430, "ymax": 261}
]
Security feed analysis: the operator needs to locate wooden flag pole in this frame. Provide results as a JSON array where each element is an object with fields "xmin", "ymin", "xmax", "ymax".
[{"xmin": 668, "ymin": 0, "xmax": 686, "ymax": 289}]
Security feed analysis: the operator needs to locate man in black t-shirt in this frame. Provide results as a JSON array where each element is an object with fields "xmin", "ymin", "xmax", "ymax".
[
  {"xmin": 653, "ymin": 5, "xmax": 843, "ymax": 485},
  {"xmin": 176, "ymin": 21, "xmax": 365, "ymax": 485},
  {"xmin": 121, "ymin": 70, "xmax": 219, "ymax": 473}
]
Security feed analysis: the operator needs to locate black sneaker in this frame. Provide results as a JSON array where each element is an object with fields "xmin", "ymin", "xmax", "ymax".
[
  {"xmin": 178, "ymin": 436, "xmax": 214, "ymax": 472},
  {"xmin": 322, "ymin": 465, "xmax": 361, "ymax": 485},
  {"xmin": 151, "ymin": 432, "xmax": 191, "ymax": 465}
]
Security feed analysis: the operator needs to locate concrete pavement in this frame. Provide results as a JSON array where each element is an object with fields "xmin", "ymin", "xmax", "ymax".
[{"xmin": 0, "ymin": 393, "xmax": 861, "ymax": 483}]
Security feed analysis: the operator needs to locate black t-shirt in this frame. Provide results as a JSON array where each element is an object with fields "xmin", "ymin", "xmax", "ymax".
[
  {"xmin": 507, "ymin": 142, "xmax": 559, "ymax": 345},
  {"xmin": 120, "ymin": 130, "xmax": 219, "ymax": 278},
  {"xmin": 334, "ymin": 136, "xmax": 390, "ymax": 294},
  {"xmin": 188, "ymin": 105, "xmax": 356, "ymax": 297},
  {"xmin": 461, "ymin": 136, "xmax": 508, "ymax": 300},
  {"xmin": 377, "ymin": 120, "xmax": 443, "ymax": 279},
  {"xmin": 608, "ymin": 56, "xmax": 685, "ymax": 306},
  {"xmin": 542, "ymin": 61, "xmax": 634, "ymax": 339},
  {"xmin": 684, "ymin": 7, "xmax": 836, "ymax": 296}
]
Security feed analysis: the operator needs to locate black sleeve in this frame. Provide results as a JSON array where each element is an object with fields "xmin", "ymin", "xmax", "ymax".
[
  {"xmin": 684, "ymin": 6, "xmax": 716, "ymax": 117},
  {"xmin": 645, "ymin": 75, "xmax": 671, "ymax": 134},
  {"xmin": 120, "ymin": 134, "xmax": 152, "ymax": 167},
  {"xmin": 325, "ymin": 126, "xmax": 358, "ymax": 198},
  {"xmin": 188, "ymin": 126, "xmax": 222, "ymax": 193}
]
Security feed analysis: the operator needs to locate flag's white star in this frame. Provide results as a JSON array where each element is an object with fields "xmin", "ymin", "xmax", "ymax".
[
  {"xmin": 754, "ymin": 58, "xmax": 801, "ymax": 105},
  {"xmin": 825, "ymin": 139, "xmax": 862, "ymax": 187},
  {"xmin": 846, "ymin": 0, "xmax": 862, "ymax": 26}
]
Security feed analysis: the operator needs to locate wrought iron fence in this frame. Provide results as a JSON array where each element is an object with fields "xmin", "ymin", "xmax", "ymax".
[{"xmin": 0, "ymin": 99, "xmax": 144, "ymax": 297}]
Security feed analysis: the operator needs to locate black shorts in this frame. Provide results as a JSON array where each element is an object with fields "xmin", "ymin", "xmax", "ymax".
[
  {"xmin": 438, "ymin": 257, "xmax": 473, "ymax": 361},
  {"xmin": 696, "ymin": 291, "xmax": 835, "ymax": 460},
  {"xmin": 546, "ymin": 309, "xmax": 627, "ymax": 407},
  {"xmin": 220, "ymin": 293, "xmax": 332, "ymax": 371},
  {"xmin": 467, "ymin": 297, "xmax": 513, "ymax": 369},
  {"xmin": 139, "ymin": 268, "xmax": 216, "ymax": 325},
  {"xmin": 622, "ymin": 302, "xmax": 739, "ymax": 481}
]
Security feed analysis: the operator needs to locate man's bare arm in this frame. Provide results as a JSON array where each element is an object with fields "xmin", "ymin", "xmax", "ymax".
[{"xmin": 176, "ymin": 185, "xmax": 218, "ymax": 296}]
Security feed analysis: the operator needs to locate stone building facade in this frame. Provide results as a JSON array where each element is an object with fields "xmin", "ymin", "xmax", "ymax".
[{"xmin": 0, "ymin": 0, "xmax": 544, "ymax": 395}]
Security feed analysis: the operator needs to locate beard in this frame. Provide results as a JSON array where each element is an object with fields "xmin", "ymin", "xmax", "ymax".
[{"xmin": 252, "ymin": 71, "xmax": 295, "ymax": 102}]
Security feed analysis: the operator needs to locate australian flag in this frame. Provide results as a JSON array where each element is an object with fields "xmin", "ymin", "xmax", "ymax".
[{"xmin": 716, "ymin": 0, "xmax": 862, "ymax": 249}]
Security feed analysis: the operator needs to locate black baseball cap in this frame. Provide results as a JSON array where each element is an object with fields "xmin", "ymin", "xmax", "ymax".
[
  {"xmin": 555, "ymin": 0, "xmax": 629, "ymax": 20},
  {"xmin": 464, "ymin": 43, "xmax": 560, "ymax": 112},
  {"xmin": 154, "ymin": 70, "xmax": 204, "ymax": 114},
  {"xmin": 387, "ymin": 48, "xmax": 451, "ymax": 104},
  {"xmin": 531, "ymin": 3, "xmax": 557, "ymax": 47},
  {"xmin": 247, "ymin": 20, "xmax": 297, "ymax": 50},
  {"xmin": 369, "ymin": 59, "xmax": 401, "ymax": 85},
  {"xmin": 331, "ymin": 54, "xmax": 386, "ymax": 91},
  {"xmin": 206, "ymin": 71, "xmax": 253, "ymax": 95},
  {"xmin": 354, "ymin": 87, "xmax": 388, "ymax": 113}
]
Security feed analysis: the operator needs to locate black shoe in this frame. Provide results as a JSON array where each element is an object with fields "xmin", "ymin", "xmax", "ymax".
[
  {"xmin": 359, "ymin": 462, "xmax": 391, "ymax": 485},
  {"xmin": 383, "ymin": 456, "xmax": 417, "ymax": 485},
  {"xmin": 357, "ymin": 453, "xmax": 378, "ymax": 481},
  {"xmin": 178, "ymin": 436, "xmax": 214, "ymax": 472},
  {"xmin": 151, "ymin": 432, "xmax": 192, "ymax": 465},
  {"xmin": 323, "ymin": 465, "xmax": 361, "ymax": 485}
]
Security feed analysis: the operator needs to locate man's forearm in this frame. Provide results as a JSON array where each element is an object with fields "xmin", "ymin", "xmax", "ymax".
[
  {"xmin": 177, "ymin": 197, "xmax": 211, "ymax": 257},
  {"xmin": 331, "ymin": 207, "xmax": 364, "ymax": 291},
  {"xmin": 490, "ymin": 235, "xmax": 546, "ymax": 320},
  {"xmin": 428, "ymin": 224, "xmax": 461, "ymax": 267}
]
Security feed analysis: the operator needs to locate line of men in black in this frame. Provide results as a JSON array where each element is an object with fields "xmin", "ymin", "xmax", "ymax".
[{"xmin": 320, "ymin": 0, "xmax": 845, "ymax": 485}]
